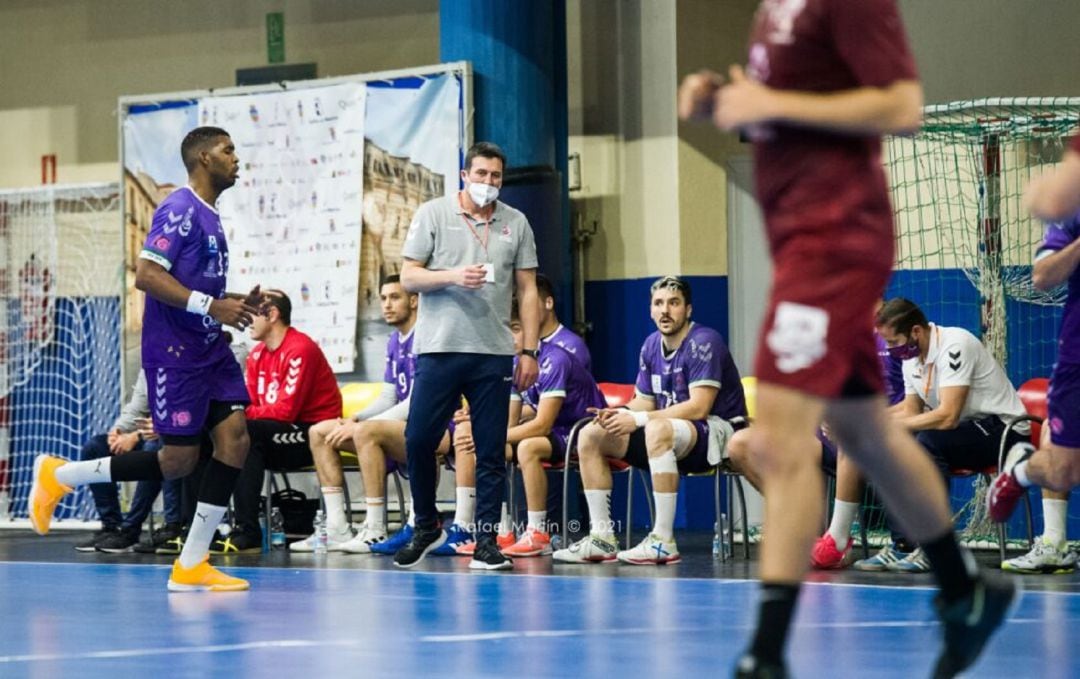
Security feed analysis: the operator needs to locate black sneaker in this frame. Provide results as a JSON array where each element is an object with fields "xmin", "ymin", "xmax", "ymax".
[
  {"xmin": 734, "ymin": 655, "xmax": 788, "ymax": 679},
  {"xmin": 74, "ymin": 529, "xmax": 115, "ymax": 553},
  {"xmin": 134, "ymin": 522, "xmax": 185, "ymax": 553},
  {"xmin": 469, "ymin": 536, "xmax": 513, "ymax": 571},
  {"xmin": 96, "ymin": 531, "xmax": 140, "ymax": 554},
  {"xmin": 156, "ymin": 534, "xmax": 185, "ymax": 555},
  {"xmin": 211, "ymin": 531, "xmax": 263, "ymax": 554},
  {"xmin": 393, "ymin": 526, "xmax": 446, "ymax": 569},
  {"xmin": 932, "ymin": 573, "xmax": 1019, "ymax": 678}
]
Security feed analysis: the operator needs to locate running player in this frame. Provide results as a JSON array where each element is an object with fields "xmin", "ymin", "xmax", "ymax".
[
  {"xmin": 30, "ymin": 126, "xmax": 263, "ymax": 591},
  {"xmin": 678, "ymin": 2, "xmax": 1015, "ymax": 675}
]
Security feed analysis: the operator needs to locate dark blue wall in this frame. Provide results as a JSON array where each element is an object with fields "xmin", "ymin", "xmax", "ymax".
[
  {"xmin": 583, "ymin": 270, "xmax": 1076, "ymax": 535},
  {"xmin": 584, "ymin": 275, "xmax": 731, "ymax": 383}
]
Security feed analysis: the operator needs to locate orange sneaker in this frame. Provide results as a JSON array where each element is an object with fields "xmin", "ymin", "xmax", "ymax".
[
  {"xmin": 29, "ymin": 455, "xmax": 73, "ymax": 535},
  {"xmin": 167, "ymin": 557, "xmax": 250, "ymax": 592},
  {"xmin": 497, "ymin": 531, "xmax": 516, "ymax": 551},
  {"xmin": 502, "ymin": 528, "xmax": 552, "ymax": 557},
  {"xmin": 457, "ymin": 541, "xmax": 476, "ymax": 556}
]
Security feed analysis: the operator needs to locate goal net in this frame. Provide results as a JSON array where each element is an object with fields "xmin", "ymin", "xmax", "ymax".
[
  {"xmin": 877, "ymin": 97, "xmax": 1080, "ymax": 546},
  {"xmin": 0, "ymin": 183, "xmax": 122, "ymax": 523}
]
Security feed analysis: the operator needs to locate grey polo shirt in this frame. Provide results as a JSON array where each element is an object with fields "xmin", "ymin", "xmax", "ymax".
[{"xmin": 402, "ymin": 194, "xmax": 538, "ymax": 356}]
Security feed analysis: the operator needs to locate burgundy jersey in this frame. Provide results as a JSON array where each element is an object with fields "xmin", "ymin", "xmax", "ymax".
[
  {"xmin": 747, "ymin": 0, "xmax": 917, "ymax": 262},
  {"xmin": 1071, "ymin": 134, "xmax": 1080, "ymax": 155}
]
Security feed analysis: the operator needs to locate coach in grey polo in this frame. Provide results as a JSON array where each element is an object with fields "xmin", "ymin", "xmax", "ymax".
[{"xmin": 396, "ymin": 141, "xmax": 540, "ymax": 569}]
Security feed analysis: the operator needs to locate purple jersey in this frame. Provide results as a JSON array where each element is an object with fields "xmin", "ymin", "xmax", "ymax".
[
  {"xmin": 1039, "ymin": 215, "xmax": 1080, "ymax": 364},
  {"xmin": 634, "ymin": 323, "xmax": 747, "ymax": 420},
  {"xmin": 522, "ymin": 343, "xmax": 606, "ymax": 437},
  {"xmin": 542, "ymin": 324, "xmax": 592, "ymax": 372},
  {"xmin": 139, "ymin": 187, "xmax": 233, "ymax": 368},
  {"xmin": 383, "ymin": 329, "xmax": 417, "ymax": 402},
  {"xmin": 875, "ymin": 331, "xmax": 905, "ymax": 405}
]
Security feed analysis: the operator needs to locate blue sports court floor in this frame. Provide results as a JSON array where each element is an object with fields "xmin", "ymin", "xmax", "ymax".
[{"xmin": 0, "ymin": 531, "xmax": 1077, "ymax": 678}]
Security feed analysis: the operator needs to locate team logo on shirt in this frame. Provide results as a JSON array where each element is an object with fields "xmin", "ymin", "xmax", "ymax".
[
  {"xmin": 284, "ymin": 357, "xmax": 302, "ymax": 396},
  {"xmin": 164, "ymin": 206, "xmax": 195, "ymax": 236},
  {"xmin": 153, "ymin": 236, "xmax": 171, "ymax": 251},
  {"xmin": 171, "ymin": 410, "xmax": 192, "ymax": 427},
  {"xmin": 948, "ymin": 350, "xmax": 962, "ymax": 371},
  {"xmin": 690, "ymin": 339, "xmax": 713, "ymax": 363},
  {"xmin": 766, "ymin": 301, "xmax": 828, "ymax": 374},
  {"xmin": 761, "ymin": 0, "xmax": 807, "ymax": 45}
]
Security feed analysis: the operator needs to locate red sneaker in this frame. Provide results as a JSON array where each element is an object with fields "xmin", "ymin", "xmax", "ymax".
[
  {"xmin": 810, "ymin": 533, "xmax": 852, "ymax": 570},
  {"xmin": 987, "ymin": 443, "xmax": 1034, "ymax": 523},
  {"xmin": 987, "ymin": 472, "xmax": 1025, "ymax": 523}
]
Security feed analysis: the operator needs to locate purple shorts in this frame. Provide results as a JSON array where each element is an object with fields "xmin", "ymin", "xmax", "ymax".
[
  {"xmin": 547, "ymin": 428, "xmax": 571, "ymax": 464},
  {"xmin": 147, "ymin": 353, "xmax": 249, "ymax": 437},
  {"xmin": 1048, "ymin": 362, "xmax": 1080, "ymax": 448}
]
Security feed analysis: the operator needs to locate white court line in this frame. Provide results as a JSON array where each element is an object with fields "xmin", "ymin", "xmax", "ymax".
[
  {"xmin": 3, "ymin": 558, "xmax": 1080, "ymax": 598},
  {"xmin": 0, "ymin": 639, "xmax": 361, "ymax": 664},
  {"xmin": 0, "ymin": 616, "xmax": 1067, "ymax": 663}
]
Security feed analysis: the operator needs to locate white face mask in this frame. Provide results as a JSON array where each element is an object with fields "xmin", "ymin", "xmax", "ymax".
[{"xmin": 467, "ymin": 182, "xmax": 499, "ymax": 208}]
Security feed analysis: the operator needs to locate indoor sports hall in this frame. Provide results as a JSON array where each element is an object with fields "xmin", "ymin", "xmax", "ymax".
[{"xmin": 1, "ymin": 2, "xmax": 1079, "ymax": 677}]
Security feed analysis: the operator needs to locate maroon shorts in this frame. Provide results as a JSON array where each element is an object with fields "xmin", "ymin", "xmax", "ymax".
[{"xmin": 754, "ymin": 244, "xmax": 890, "ymax": 399}]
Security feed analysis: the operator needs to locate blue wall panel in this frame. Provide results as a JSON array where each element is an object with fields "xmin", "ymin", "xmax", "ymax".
[
  {"xmin": 7, "ymin": 298, "xmax": 121, "ymax": 520},
  {"xmin": 584, "ymin": 275, "xmax": 730, "ymax": 383}
]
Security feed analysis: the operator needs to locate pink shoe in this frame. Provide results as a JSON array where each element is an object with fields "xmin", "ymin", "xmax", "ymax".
[
  {"xmin": 988, "ymin": 443, "xmax": 1034, "ymax": 522},
  {"xmin": 987, "ymin": 472, "xmax": 1025, "ymax": 523},
  {"xmin": 811, "ymin": 533, "xmax": 852, "ymax": 570}
]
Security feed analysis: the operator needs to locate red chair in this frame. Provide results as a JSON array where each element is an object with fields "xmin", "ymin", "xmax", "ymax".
[{"xmin": 558, "ymin": 383, "xmax": 653, "ymax": 547}]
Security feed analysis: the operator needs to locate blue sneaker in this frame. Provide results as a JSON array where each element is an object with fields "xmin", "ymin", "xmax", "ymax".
[
  {"xmin": 370, "ymin": 525, "xmax": 414, "ymax": 555},
  {"xmin": 432, "ymin": 523, "xmax": 475, "ymax": 555}
]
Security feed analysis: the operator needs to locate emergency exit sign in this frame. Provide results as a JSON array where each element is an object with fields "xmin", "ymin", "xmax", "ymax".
[{"xmin": 266, "ymin": 12, "xmax": 285, "ymax": 64}]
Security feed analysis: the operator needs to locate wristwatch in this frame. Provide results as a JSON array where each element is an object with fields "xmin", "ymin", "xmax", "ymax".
[{"xmin": 521, "ymin": 348, "xmax": 539, "ymax": 360}]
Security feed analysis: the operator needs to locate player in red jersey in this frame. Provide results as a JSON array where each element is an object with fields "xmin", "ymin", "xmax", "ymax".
[{"xmin": 679, "ymin": 1, "xmax": 1016, "ymax": 676}]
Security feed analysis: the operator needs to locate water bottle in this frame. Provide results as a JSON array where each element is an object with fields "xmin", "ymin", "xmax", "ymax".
[
  {"xmin": 313, "ymin": 509, "xmax": 329, "ymax": 555},
  {"xmin": 270, "ymin": 508, "xmax": 286, "ymax": 550},
  {"xmin": 720, "ymin": 512, "xmax": 733, "ymax": 560},
  {"xmin": 712, "ymin": 524, "xmax": 722, "ymax": 559}
]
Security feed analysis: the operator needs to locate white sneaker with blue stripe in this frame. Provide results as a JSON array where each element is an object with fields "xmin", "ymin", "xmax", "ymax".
[
  {"xmin": 853, "ymin": 543, "xmax": 909, "ymax": 571},
  {"xmin": 885, "ymin": 546, "xmax": 931, "ymax": 573}
]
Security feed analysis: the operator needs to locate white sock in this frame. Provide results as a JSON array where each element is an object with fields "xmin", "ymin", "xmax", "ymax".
[
  {"xmin": 1043, "ymin": 498, "xmax": 1068, "ymax": 547},
  {"xmin": 406, "ymin": 501, "xmax": 415, "ymax": 528},
  {"xmin": 527, "ymin": 510, "xmax": 546, "ymax": 532},
  {"xmin": 322, "ymin": 487, "xmax": 349, "ymax": 534},
  {"xmin": 827, "ymin": 500, "xmax": 859, "ymax": 548},
  {"xmin": 179, "ymin": 502, "xmax": 226, "ymax": 569},
  {"xmin": 652, "ymin": 492, "xmax": 677, "ymax": 540},
  {"xmin": 55, "ymin": 457, "xmax": 112, "ymax": 487},
  {"xmin": 1014, "ymin": 460, "xmax": 1031, "ymax": 487},
  {"xmin": 497, "ymin": 501, "xmax": 511, "ymax": 535},
  {"xmin": 364, "ymin": 497, "xmax": 386, "ymax": 533},
  {"xmin": 585, "ymin": 489, "xmax": 613, "ymax": 538},
  {"xmin": 453, "ymin": 486, "xmax": 476, "ymax": 531}
]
